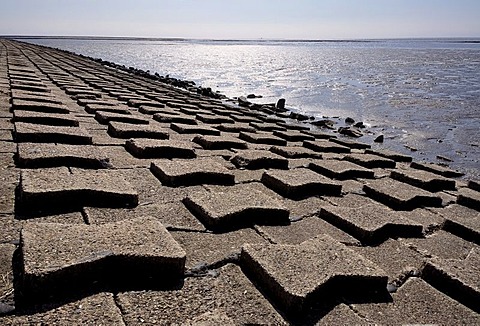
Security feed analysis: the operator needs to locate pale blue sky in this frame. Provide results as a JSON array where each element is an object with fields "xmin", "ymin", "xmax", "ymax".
[{"xmin": 1, "ymin": 0, "xmax": 479, "ymax": 39}]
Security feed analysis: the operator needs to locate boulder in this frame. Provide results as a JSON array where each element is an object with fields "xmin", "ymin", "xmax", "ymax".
[{"xmin": 338, "ymin": 126, "xmax": 363, "ymax": 138}]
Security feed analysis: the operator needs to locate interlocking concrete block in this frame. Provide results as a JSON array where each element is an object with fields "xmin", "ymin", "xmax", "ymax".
[
  {"xmin": 344, "ymin": 153, "xmax": 396, "ymax": 169},
  {"xmin": 272, "ymin": 130, "xmax": 315, "ymax": 142},
  {"xmin": 239, "ymin": 131, "xmax": 287, "ymax": 146},
  {"xmin": 14, "ymin": 122, "xmax": 92, "ymax": 144},
  {"xmin": 128, "ymin": 99, "xmax": 165, "ymax": 108},
  {"xmin": 309, "ymin": 159, "xmax": 375, "ymax": 180},
  {"xmin": 230, "ymin": 150, "xmax": 289, "ymax": 170},
  {"xmin": 363, "ymin": 178, "xmax": 443, "ymax": 210},
  {"xmin": 19, "ymin": 217, "xmax": 185, "ymax": 303},
  {"xmin": 183, "ymin": 184, "xmax": 290, "ymax": 231},
  {"xmin": 95, "ymin": 111, "xmax": 149, "ymax": 125},
  {"xmin": 434, "ymin": 204, "xmax": 480, "ymax": 244},
  {"xmin": 13, "ymin": 110, "xmax": 79, "ymax": 127},
  {"xmin": 150, "ymin": 158, "xmax": 235, "ymax": 187},
  {"xmin": 125, "ymin": 138, "xmax": 196, "ymax": 159},
  {"xmin": 270, "ymin": 145, "xmax": 323, "ymax": 159},
  {"xmin": 353, "ymin": 278, "xmax": 480, "ymax": 324},
  {"xmin": 422, "ymin": 248, "xmax": 480, "ymax": 313},
  {"xmin": 402, "ymin": 230, "xmax": 475, "ymax": 260},
  {"xmin": 320, "ymin": 204, "xmax": 423, "ymax": 244},
  {"xmin": 352, "ymin": 239, "xmax": 424, "ymax": 284},
  {"xmin": 107, "ymin": 121, "xmax": 169, "ymax": 139},
  {"xmin": 170, "ymin": 122, "xmax": 220, "ymax": 135},
  {"xmin": 139, "ymin": 105, "xmax": 179, "ymax": 115},
  {"xmin": 411, "ymin": 161, "xmax": 464, "ymax": 178},
  {"xmin": 196, "ymin": 114, "xmax": 234, "ymax": 124},
  {"xmin": 303, "ymin": 140, "xmax": 351, "ymax": 153},
  {"xmin": 215, "ymin": 123, "xmax": 257, "ymax": 133},
  {"xmin": 153, "ymin": 113, "xmax": 197, "ymax": 125},
  {"xmin": 12, "ymin": 99, "xmax": 70, "ymax": 114},
  {"xmin": 192, "ymin": 135, "xmax": 247, "ymax": 150},
  {"xmin": 256, "ymin": 215, "xmax": 360, "ymax": 246},
  {"xmin": 84, "ymin": 103, "xmax": 131, "ymax": 115},
  {"xmin": 18, "ymin": 167, "xmax": 138, "ymax": 212},
  {"xmin": 16, "ymin": 143, "xmax": 111, "ymax": 168},
  {"xmin": 262, "ymin": 168, "xmax": 342, "ymax": 199},
  {"xmin": 365, "ymin": 148, "xmax": 412, "ymax": 162},
  {"xmin": 457, "ymin": 187, "xmax": 480, "ymax": 211},
  {"xmin": 116, "ymin": 264, "xmax": 286, "ymax": 325},
  {"xmin": 468, "ymin": 180, "xmax": 480, "ymax": 192},
  {"xmin": 84, "ymin": 201, "xmax": 205, "ymax": 231},
  {"xmin": 241, "ymin": 234, "xmax": 387, "ymax": 315},
  {"xmin": 390, "ymin": 169, "xmax": 456, "ymax": 192}
]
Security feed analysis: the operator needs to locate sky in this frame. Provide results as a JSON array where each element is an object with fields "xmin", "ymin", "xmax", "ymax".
[{"xmin": 1, "ymin": 0, "xmax": 479, "ymax": 39}]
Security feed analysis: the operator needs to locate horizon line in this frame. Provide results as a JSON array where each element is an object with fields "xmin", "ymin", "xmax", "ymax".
[{"xmin": 2, "ymin": 35, "xmax": 480, "ymax": 43}]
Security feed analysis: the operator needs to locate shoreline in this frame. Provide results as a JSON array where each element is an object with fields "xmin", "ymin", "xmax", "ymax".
[{"xmin": 24, "ymin": 38, "xmax": 478, "ymax": 180}]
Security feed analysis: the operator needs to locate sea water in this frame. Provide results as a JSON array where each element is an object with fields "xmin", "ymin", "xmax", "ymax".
[{"xmin": 21, "ymin": 38, "xmax": 480, "ymax": 177}]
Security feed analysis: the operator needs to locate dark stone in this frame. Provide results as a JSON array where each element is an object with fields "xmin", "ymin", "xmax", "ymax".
[
  {"xmin": 345, "ymin": 117, "xmax": 355, "ymax": 124},
  {"xmin": 374, "ymin": 134, "xmax": 384, "ymax": 143},
  {"xmin": 276, "ymin": 98, "xmax": 286, "ymax": 111},
  {"xmin": 338, "ymin": 126, "xmax": 363, "ymax": 138}
]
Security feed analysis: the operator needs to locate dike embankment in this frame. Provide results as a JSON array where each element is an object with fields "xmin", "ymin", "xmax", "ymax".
[{"xmin": 0, "ymin": 39, "xmax": 479, "ymax": 324}]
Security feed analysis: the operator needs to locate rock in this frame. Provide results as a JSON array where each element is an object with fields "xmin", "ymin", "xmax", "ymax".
[
  {"xmin": 276, "ymin": 98, "xmax": 286, "ymax": 111},
  {"xmin": 311, "ymin": 119, "xmax": 335, "ymax": 129},
  {"xmin": 238, "ymin": 96, "xmax": 251, "ymax": 107},
  {"xmin": 247, "ymin": 94, "xmax": 262, "ymax": 99},
  {"xmin": 338, "ymin": 126, "xmax": 363, "ymax": 138},
  {"xmin": 374, "ymin": 135, "xmax": 384, "ymax": 143},
  {"xmin": 345, "ymin": 117, "xmax": 355, "ymax": 124},
  {"xmin": 354, "ymin": 122, "xmax": 366, "ymax": 128},
  {"xmin": 289, "ymin": 112, "xmax": 309, "ymax": 121}
]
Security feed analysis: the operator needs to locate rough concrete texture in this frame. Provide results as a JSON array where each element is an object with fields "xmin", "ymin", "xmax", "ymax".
[
  {"xmin": 457, "ymin": 187, "xmax": 480, "ymax": 211},
  {"xmin": 16, "ymin": 143, "xmax": 111, "ymax": 168},
  {"xmin": 303, "ymin": 139, "xmax": 351, "ymax": 153},
  {"xmin": 422, "ymin": 248, "xmax": 480, "ymax": 313},
  {"xmin": 125, "ymin": 138, "xmax": 196, "ymax": 158},
  {"xmin": 363, "ymin": 177, "xmax": 443, "ymax": 210},
  {"xmin": 170, "ymin": 122, "xmax": 220, "ymax": 135},
  {"xmin": 365, "ymin": 148, "xmax": 413, "ymax": 162},
  {"xmin": 241, "ymin": 234, "xmax": 387, "ymax": 315},
  {"xmin": 433, "ymin": 204, "xmax": 480, "ymax": 244},
  {"xmin": 18, "ymin": 167, "xmax": 138, "ymax": 212},
  {"xmin": 20, "ymin": 217, "xmax": 185, "ymax": 302},
  {"xmin": 14, "ymin": 122, "xmax": 92, "ymax": 144},
  {"xmin": 192, "ymin": 134, "xmax": 248, "ymax": 150},
  {"xmin": 116, "ymin": 264, "xmax": 286, "ymax": 325},
  {"xmin": 13, "ymin": 110, "xmax": 79, "ymax": 127},
  {"xmin": 353, "ymin": 278, "xmax": 480, "ymax": 324},
  {"xmin": 95, "ymin": 110, "xmax": 149, "ymax": 125},
  {"xmin": 344, "ymin": 153, "xmax": 396, "ymax": 169},
  {"xmin": 183, "ymin": 183, "xmax": 290, "ymax": 230},
  {"xmin": 171, "ymin": 228, "xmax": 266, "ymax": 269},
  {"xmin": 270, "ymin": 145, "xmax": 323, "ymax": 159},
  {"xmin": 230, "ymin": 149, "xmax": 289, "ymax": 169},
  {"xmin": 11, "ymin": 99, "xmax": 70, "ymax": 114},
  {"xmin": 239, "ymin": 131, "xmax": 287, "ymax": 146},
  {"xmin": 390, "ymin": 168, "xmax": 457, "ymax": 192},
  {"xmin": 107, "ymin": 121, "xmax": 169, "ymax": 139},
  {"xmin": 320, "ymin": 204, "xmax": 423, "ymax": 244},
  {"xmin": 0, "ymin": 293, "xmax": 125, "ymax": 325},
  {"xmin": 261, "ymin": 168, "xmax": 342, "ymax": 199},
  {"xmin": 411, "ymin": 161, "xmax": 465, "ymax": 178},
  {"xmin": 309, "ymin": 159, "xmax": 375, "ymax": 180},
  {"xmin": 2, "ymin": 39, "xmax": 478, "ymax": 323},
  {"xmin": 150, "ymin": 158, "xmax": 235, "ymax": 187}
]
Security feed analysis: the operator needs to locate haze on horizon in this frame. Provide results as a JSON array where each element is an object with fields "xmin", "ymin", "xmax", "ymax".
[{"xmin": 1, "ymin": 0, "xmax": 480, "ymax": 40}]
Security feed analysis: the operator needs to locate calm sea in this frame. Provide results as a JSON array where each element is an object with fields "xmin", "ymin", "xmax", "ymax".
[{"xmin": 21, "ymin": 38, "xmax": 480, "ymax": 178}]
